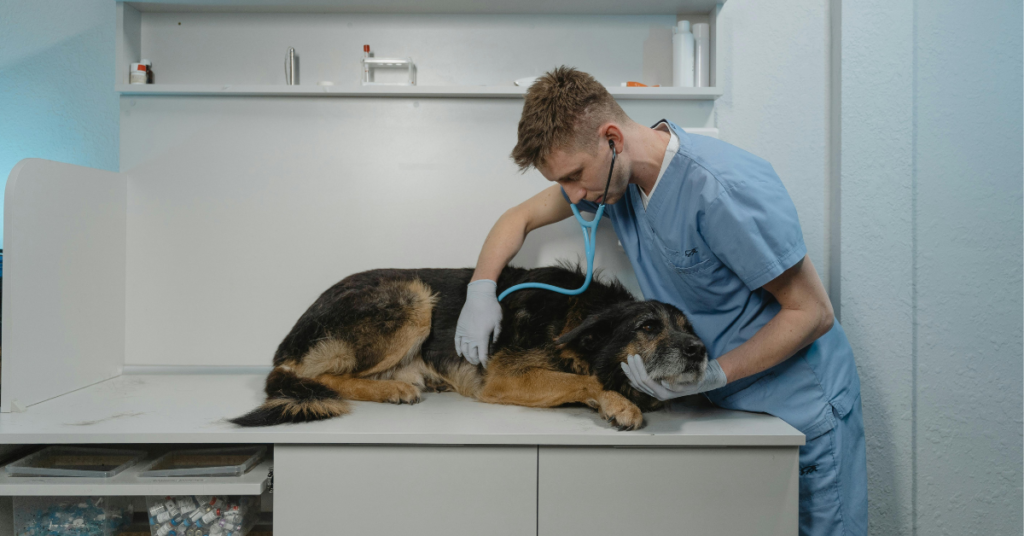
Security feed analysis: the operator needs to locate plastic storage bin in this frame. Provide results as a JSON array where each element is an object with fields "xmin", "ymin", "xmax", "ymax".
[
  {"xmin": 13, "ymin": 495, "xmax": 133, "ymax": 536},
  {"xmin": 138, "ymin": 447, "xmax": 266, "ymax": 478},
  {"xmin": 145, "ymin": 495, "xmax": 261, "ymax": 536},
  {"xmin": 5, "ymin": 447, "xmax": 146, "ymax": 478}
]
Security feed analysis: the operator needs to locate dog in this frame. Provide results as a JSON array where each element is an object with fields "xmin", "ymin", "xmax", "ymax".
[{"xmin": 230, "ymin": 263, "xmax": 709, "ymax": 431}]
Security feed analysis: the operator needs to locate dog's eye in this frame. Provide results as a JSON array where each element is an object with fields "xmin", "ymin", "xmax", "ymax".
[{"xmin": 640, "ymin": 321, "xmax": 658, "ymax": 333}]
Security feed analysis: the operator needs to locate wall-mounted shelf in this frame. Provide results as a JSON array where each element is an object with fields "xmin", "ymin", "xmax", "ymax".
[
  {"xmin": 125, "ymin": 0, "xmax": 725, "ymax": 15},
  {"xmin": 115, "ymin": 84, "xmax": 724, "ymax": 100}
]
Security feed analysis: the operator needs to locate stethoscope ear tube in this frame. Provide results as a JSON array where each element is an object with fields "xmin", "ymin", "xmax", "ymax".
[
  {"xmin": 601, "ymin": 139, "xmax": 615, "ymax": 204},
  {"xmin": 498, "ymin": 139, "xmax": 616, "ymax": 302}
]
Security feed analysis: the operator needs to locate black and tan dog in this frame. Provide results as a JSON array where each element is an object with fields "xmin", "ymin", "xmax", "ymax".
[{"xmin": 230, "ymin": 264, "xmax": 709, "ymax": 430}]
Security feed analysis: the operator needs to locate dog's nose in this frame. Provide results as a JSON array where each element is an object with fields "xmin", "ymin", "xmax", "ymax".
[{"xmin": 683, "ymin": 339, "xmax": 705, "ymax": 357}]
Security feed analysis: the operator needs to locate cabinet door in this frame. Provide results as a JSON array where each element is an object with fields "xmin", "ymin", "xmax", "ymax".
[
  {"xmin": 274, "ymin": 445, "xmax": 537, "ymax": 536},
  {"xmin": 538, "ymin": 447, "xmax": 798, "ymax": 536}
]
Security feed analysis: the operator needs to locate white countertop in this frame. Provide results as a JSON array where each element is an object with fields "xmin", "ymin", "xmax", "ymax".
[{"xmin": 0, "ymin": 374, "xmax": 804, "ymax": 446}]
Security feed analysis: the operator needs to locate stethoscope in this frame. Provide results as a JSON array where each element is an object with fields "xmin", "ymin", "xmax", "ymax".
[{"xmin": 498, "ymin": 139, "xmax": 616, "ymax": 302}]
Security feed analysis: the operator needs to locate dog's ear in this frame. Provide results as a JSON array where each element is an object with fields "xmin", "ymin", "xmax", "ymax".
[{"xmin": 555, "ymin": 308, "xmax": 619, "ymax": 348}]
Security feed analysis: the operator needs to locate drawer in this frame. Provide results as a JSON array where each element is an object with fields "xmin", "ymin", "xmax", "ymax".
[
  {"xmin": 273, "ymin": 445, "xmax": 536, "ymax": 536},
  {"xmin": 538, "ymin": 446, "xmax": 799, "ymax": 536}
]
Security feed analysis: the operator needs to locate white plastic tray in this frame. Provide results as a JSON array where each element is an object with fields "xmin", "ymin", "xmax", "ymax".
[
  {"xmin": 137, "ymin": 446, "xmax": 266, "ymax": 477},
  {"xmin": 4, "ymin": 446, "xmax": 146, "ymax": 478}
]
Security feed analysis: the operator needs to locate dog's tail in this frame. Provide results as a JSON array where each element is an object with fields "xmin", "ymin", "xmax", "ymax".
[{"xmin": 229, "ymin": 367, "xmax": 350, "ymax": 427}]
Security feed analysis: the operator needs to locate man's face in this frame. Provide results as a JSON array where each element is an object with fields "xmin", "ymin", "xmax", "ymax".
[{"xmin": 539, "ymin": 142, "xmax": 630, "ymax": 205}]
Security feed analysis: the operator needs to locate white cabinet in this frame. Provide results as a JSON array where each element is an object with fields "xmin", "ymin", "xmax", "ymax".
[
  {"xmin": 0, "ymin": 373, "xmax": 803, "ymax": 533},
  {"xmin": 272, "ymin": 444, "xmax": 800, "ymax": 535},
  {"xmin": 273, "ymin": 445, "xmax": 538, "ymax": 536},
  {"xmin": 538, "ymin": 447, "xmax": 799, "ymax": 536}
]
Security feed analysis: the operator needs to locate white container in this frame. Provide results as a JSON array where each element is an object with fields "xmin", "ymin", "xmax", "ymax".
[
  {"xmin": 15, "ymin": 496, "xmax": 133, "ymax": 536},
  {"xmin": 147, "ymin": 495, "xmax": 261, "ymax": 536},
  {"xmin": 362, "ymin": 56, "xmax": 416, "ymax": 86},
  {"xmin": 672, "ymin": 21, "xmax": 695, "ymax": 88},
  {"xmin": 693, "ymin": 23, "xmax": 711, "ymax": 87},
  {"xmin": 130, "ymin": 63, "xmax": 148, "ymax": 84}
]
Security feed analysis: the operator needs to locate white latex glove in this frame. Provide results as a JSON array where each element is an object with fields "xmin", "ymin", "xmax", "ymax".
[
  {"xmin": 620, "ymin": 354, "xmax": 727, "ymax": 401},
  {"xmin": 454, "ymin": 279, "xmax": 503, "ymax": 368}
]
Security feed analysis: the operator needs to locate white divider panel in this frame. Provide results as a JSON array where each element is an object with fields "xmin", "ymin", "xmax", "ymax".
[{"xmin": 2, "ymin": 159, "xmax": 127, "ymax": 412}]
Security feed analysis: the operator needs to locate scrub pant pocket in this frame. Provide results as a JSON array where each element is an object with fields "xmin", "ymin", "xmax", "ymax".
[{"xmin": 798, "ymin": 396, "xmax": 868, "ymax": 536}]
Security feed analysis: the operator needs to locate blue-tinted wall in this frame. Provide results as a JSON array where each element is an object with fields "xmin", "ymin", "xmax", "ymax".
[
  {"xmin": 0, "ymin": 0, "xmax": 120, "ymax": 248},
  {"xmin": 842, "ymin": 0, "xmax": 1022, "ymax": 534}
]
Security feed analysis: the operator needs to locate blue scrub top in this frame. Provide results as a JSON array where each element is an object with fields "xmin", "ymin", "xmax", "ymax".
[{"xmin": 564, "ymin": 121, "xmax": 860, "ymax": 439}]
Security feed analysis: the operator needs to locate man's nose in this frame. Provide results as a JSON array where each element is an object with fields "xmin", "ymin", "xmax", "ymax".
[{"xmin": 567, "ymin": 185, "xmax": 586, "ymax": 204}]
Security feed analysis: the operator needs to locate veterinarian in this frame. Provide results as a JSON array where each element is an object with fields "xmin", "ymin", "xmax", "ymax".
[{"xmin": 454, "ymin": 67, "xmax": 867, "ymax": 536}]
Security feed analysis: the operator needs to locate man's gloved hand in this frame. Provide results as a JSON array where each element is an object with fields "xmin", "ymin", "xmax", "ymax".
[
  {"xmin": 620, "ymin": 354, "xmax": 727, "ymax": 401},
  {"xmin": 454, "ymin": 279, "xmax": 503, "ymax": 368}
]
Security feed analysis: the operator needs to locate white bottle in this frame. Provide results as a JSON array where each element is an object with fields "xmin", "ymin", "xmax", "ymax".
[
  {"xmin": 129, "ymin": 63, "xmax": 147, "ymax": 85},
  {"xmin": 672, "ymin": 21, "xmax": 695, "ymax": 87},
  {"xmin": 693, "ymin": 23, "xmax": 710, "ymax": 87}
]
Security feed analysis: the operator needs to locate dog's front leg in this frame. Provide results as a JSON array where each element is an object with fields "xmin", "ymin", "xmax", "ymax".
[{"xmin": 477, "ymin": 369, "xmax": 644, "ymax": 431}]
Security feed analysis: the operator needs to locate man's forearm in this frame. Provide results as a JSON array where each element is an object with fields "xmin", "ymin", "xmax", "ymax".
[
  {"xmin": 716, "ymin": 306, "xmax": 833, "ymax": 383},
  {"xmin": 470, "ymin": 208, "xmax": 529, "ymax": 282}
]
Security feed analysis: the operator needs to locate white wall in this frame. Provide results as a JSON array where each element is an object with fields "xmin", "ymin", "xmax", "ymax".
[
  {"xmin": 841, "ymin": 1, "xmax": 916, "ymax": 532},
  {"xmin": 714, "ymin": 0, "xmax": 833, "ymax": 291},
  {"xmin": 913, "ymin": 0, "xmax": 1022, "ymax": 533},
  {"xmin": 0, "ymin": 0, "xmax": 120, "ymax": 247},
  {"xmin": 841, "ymin": 1, "xmax": 1023, "ymax": 535},
  {"xmin": 116, "ymin": 13, "xmax": 718, "ymax": 367}
]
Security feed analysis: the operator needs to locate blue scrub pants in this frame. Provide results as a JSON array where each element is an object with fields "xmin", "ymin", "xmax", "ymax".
[{"xmin": 798, "ymin": 395, "xmax": 868, "ymax": 536}]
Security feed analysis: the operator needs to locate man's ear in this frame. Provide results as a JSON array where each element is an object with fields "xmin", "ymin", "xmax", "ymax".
[
  {"xmin": 599, "ymin": 122, "xmax": 624, "ymax": 154},
  {"xmin": 555, "ymin": 308, "xmax": 618, "ymax": 348}
]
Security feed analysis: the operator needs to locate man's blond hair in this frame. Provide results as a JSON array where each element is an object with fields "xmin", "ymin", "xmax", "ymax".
[{"xmin": 511, "ymin": 66, "xmax": 629, "ymax": 172}]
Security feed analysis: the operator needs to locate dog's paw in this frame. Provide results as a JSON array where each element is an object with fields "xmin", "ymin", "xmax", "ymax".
[
  {"xmin": 607, "ymin": 408, "xmax": 645, "ymax": 431},
  {"xmin": 383, "ymin": 381, "xmax": 422, "ymax": 405},
  {"xmin": 597, "ymin": 392, "xmax": 645, "ymax": 431}
]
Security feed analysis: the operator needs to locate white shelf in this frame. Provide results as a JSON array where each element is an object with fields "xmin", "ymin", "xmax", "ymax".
[
  {"xmin": 0, "ymin": 374, "xmax": 802, "ymax": 447},
  {"xmin": 115, "ymin": 84, "xmax": 724, "ymax": 100},
  {"xmin": 0, "ymin": 459, "xmax": 271, "ymax": 496},
  {"xmin": 126, "ymin": 0, "xmax": 726, "ymax": 15}
]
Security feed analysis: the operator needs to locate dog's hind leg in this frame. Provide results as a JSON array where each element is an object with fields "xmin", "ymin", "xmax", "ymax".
[
  {"xmin": 313, "ymin": 374, "xmax": 422, "ymax": 404},
  {"xmin": 477, "ymin": 354, "xmax": 645, "ymax": 431},
  {"xmin": 302, "ymin": 324, "xmax": 430, "ymax": 405},
  {"xmin": 300, "ymin": 278, "xmax": 436, "ymax": 405}
]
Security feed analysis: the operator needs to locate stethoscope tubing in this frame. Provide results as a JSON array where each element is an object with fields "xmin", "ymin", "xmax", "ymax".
[{"xmin": 498, "ymin": 140, "xmax": 616, "ymax": 302}]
